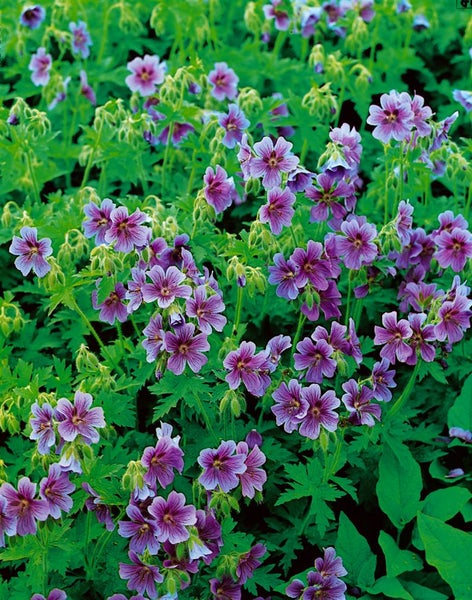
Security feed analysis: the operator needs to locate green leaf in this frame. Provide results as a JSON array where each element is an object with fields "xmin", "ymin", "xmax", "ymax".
[
  {"xmin": 376, "ymin": 439, "xmax": 422, "ymax": 529},
  {"xmin": 378, "ymin": 530, "xmax": 423, "ymax": 577},
  {"xmin": 96, "ymin": 276, "xmax": 116, "ymax": 305},
  {"xmin": 461, "ymin": 501, "xmax": 472, "ymax": 523},
  {"xmin": 367, "ymin": 576, "xmax": 414, "ymax": 599},
  {"xmin": 244, "ymin": 563, "xmax": 284, "ymax": 595},
  {"xmin": 417, "ymin": 512, "xmax": 472, "ymax": 600},
  {"xmin": 336, "ymin": 512, "xmax": 376, "ymax": 588},
  {"xmin": 97, "ymin": 390, "xmax": 136, "ymax": 427},
  {"xmin": 448, "ymin": 374, "xmax": 472, "ymax": 431},
  {"xmin": 422, "ymin": 487, "xmax": 472, "ymax": 521},
  {"xmin": 401, "ymin": 581, "xmax": 449, "ymax": 600}
]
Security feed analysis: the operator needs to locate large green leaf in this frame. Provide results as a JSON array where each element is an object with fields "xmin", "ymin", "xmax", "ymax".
[
  {"xmin": 417, "ymin": 513, "xmax": 472, "ymax": 600},
  {"xmin": 367, "ymin": 576, "xmax": 413, "ymax": 599},
  {"xmin": 448, "ymin": 374, "xmax": 472, "ymax": 431},
  {"xmin": 378, "ymin": 530, "xmax": 423, "ymax": 577},
  {"xmin": 336, "ymin": 512, "xmax": 376, "ymax": 588},
  {"xmin": 422, "ymin": 487, "xmax": 471, "ymax": 521},
  {"xmin": 376, "ymin": 439, "xmax": 422, "ymax": 529}
]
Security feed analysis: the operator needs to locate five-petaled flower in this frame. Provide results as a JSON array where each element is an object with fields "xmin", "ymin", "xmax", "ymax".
[
  {"xmin": 55, "ymin": 390, "xmax": 105, "ymax": 445},
  {"xmin": 125, "ymin": 54, "xmax": 167, "ymax": 96},
  {"xmin": 29, "ymin": 47, "xmax": 52, "ymax": 86},
  {"xmin": 9, "ymin": 227, "xmax": 52, "ymax": 277}
]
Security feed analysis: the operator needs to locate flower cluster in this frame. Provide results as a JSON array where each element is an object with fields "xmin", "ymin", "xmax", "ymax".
[{"xmin": 286, "ymin": 547, "xmax": 348, "ymax": 599}]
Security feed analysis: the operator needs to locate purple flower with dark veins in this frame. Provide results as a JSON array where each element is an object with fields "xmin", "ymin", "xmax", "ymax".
[
  {"xmin": 0, "ymin": 495, "xmax": 17, "ymax": 547},
  {"xmin": 315, "ymin": 546, "xmax": 348, "ymax": 578},
  {"xmin": 210, "ymin": 576, "xmax": 242, "ymax": 600},
  {"xmin": 406, "ymin": 313, "xmax": 436, "ymax": 365},
  {"xmin": 55, "ymin": 390, "xmax": 105, "ymax": 445},
  {"xmin": 203, "ymin": 165, "xmax": 235, "ymax": 214},
  {"xmin": 142, "ymin": 265, "xmax": 192, "ymax": 308},
  {"xmin": 371, "ymin": 359, "xmax": 396, "ymax": 402},
  {"xmin": 164, "ymin": 323, "xmax": 210, "ymax": 375},
  {"xmin": 104, "ymin": 207, "xmax": 149, "ymax": 253},
  {"xmin": 292, "ymin": 240, "xmax": 332, "ymax": 290},
  {"xmin": 237, "ymin": 134, "xmax": 253, "ymax": 180},
  {"xmin": 236, "ymin": 543, "xmax": 266, "ymax": 584},
  {"xmin": 219, "ymin": 104, "xmax": 250, "ymax": 149},
  {"xmin": 251, "ymin": 136, "xmax": 299, "ymax": 189},
  {"xmin": 271, "ymin": 379, "xmax": 309, "ymax": 433},
  {"xmin": 119, "ymin": 550, "xmax": 163, "ymax": 598},
  {"xmin": 148, "ymin": 490, "xmax": 196, "ymax": 544},
  {"xmin": 30, "ymin": 402, "xmax": 56, "ymax": 454},
  {"xmin": 92, "ymin": 281, "xmax": 128, "ymax": 325},
  {"xmin": 83, "ymin": 482, "xmax": 115, "ymax": 531},
  {"xmin": 9, "ymin": 226, "xmax": 52, "ymax": 277},
  {"xmin": 20, "ymin": 5, "xmax": 46, "ymax": 29},
  {"xmin": 118, "ymin": 504, "xmax": 160, "ymax": 555},
  {"xmin": 452, "ymin": 89, "xmax": 472, "ymax": 112},
  {"xmin": 335, "ymin": 216, "xmax": 378, "ymax": 270},
  {"xmin": 69, "ymin": 21, "xmax": 92, "ymax": 59},
  {"xmin": 395, "ymin": 200, "xmax": 414, "ymax": 244},
  {"xmin": 306, "ymin": 172, "xmax": 354, "ymax": 223},
  {"xmin": 434, "ymin": 228, "xmax": 472, "ymax": 273},
  {"xmin": 79, "ymin": 70, "xmax": 96, "ymax": 105},
  {"xmin": 366, "ymin": 90, "xmax": 414, "ymax": 144},
  {"xmin": 298, "ymin": 385, "xmax": 340, "ymax": 439},
  {"xmin": 223, "ymin": 341, "xmax": 271, "ymax": 397},
  {"xmin": 342, "ymin": 379, "xmax": 381, "ymax": 426},
  {"xmin": 186, "ymin": 285, "xmax": 227, "ymax": 334},
  {"xmin": 236, "ymin": 442, "xmax": 267, "ymax": 498},
  {"xmin": 198, "ymin": 440, "xmax": 247, "ymax": 493},
  {"xmin": 31, "ymin": 590, "xmax": 67, "ymax": 600},
  {"xmin": 264, "ymin": 334, "xmax": 291, "ymax": 372},
  {"xmin": 435, "ymin": 294, "xmax": 471, "ymax": 344},
  {"xmin": 142, "ymin": 315, "xmax": 165, "ymax": 362},
  {"xmin": 259, "ymin": 186, "xmax": 296, "ymax": 234},
  {"xmin": 141, "ymin": 436, "xmax": 184, "ymax": 489},
  {"xmin": 125, "ymin": 55, "xmax": 166, "ymax": 97},
  {"xmin": 126, "ymin": 268, "xmax": 147, "ymax": 313},
  {"xmin": 0, "ymin": 477, "xmax": 49, "ymax": 536},
  {"xmin": 268, "ymin": 253, "xmax": 300, "ymax": 300},
  {"xmin": 294, "ymin": 338, "xmax": 337, "ymax": 383},
  {"xmin": 83, "ymin": 198, "xmax": 116, "ymax": 245},
  {"xmin": 263, "ymin": 0, "xmax": 290, "ymax": 30},
  {"xmin": 208, "ymin": 62, "xmax": 239, "ymax": 101},
  {"xmin": 29, "ymin": 47, "xmax": 52, "ymax": 86},
  {"xmin": 374, "ymin": 311, "xmax": 413, "ymax": 364},
  {"xmin": 39, "ymin": 463, "xmax": 75, "ymax": 519}
]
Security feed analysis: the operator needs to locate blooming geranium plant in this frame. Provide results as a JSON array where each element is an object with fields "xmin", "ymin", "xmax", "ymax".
[{"xmin": 0, "ymin": 1, "xmax": 471, "ymax": 599}]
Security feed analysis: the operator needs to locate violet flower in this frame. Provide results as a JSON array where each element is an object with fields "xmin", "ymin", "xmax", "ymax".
[
  {"xmin": 125, "ymin": 55, "xmax": 166, "ymax": 97},
  {"xmin": 142, "ymin": 315, "xmax": 166, "ymax": 362},
  {"xmin": 82, "ymin": 198, "xmax": 115, "ymax": 245},
  {"xmin": 306, "ymin": 172, "xmax": 354, "ymax": 223},
  {"xmin": 92, "ymin": 281, "xmax": 128, "ymax": 325},
  {"xmin": 236, "ymin": 543, "xmax": 266, "ymax": 584},
  {"xmin": 434, "ymin": 228, "xmax": 472, "ymax": 272},
  {"xmin": 196, "ymin": 509, "xmax": 223, "ymax": 565},
  {"xmin": 374, "ymin": 311, "xmax": 413, "ymax": 364},
  {"xmin": 29, "ymin": 47, "xmax": 52, "ymax": 86},
  {"xmin": 265, "ymin": 334, "xmax": 291, "ymax": 372},
  {"xmin": 259, "ymin": 186, "xmax": 296, "ymax": 234},
  {"xmin": 29, "ymin": 402, "xmax": 56, "ymax": 454},
  {"xmin": 294, "ymin": 338, "xmax": 337, "ymax": 383},
  {"xmin": 371, "ymin": 359, "xmax": 396, "ymax": 402},
  {"xmin": 434, "ymin": 294, "xmax": 471, "ymax": 344},
  {"xmin": 236, "ymin": 442, "xmax": 267, "ymax": 498},
  {"xmin": 208, "ymin": 62, "xmax": 239, "ymax": 101},
  {"xmin": 366, "ymin": 90, "xmax": 414, "ymax": 144},
  {"xmin": 406, "ymin": 313, "xmax": 436, "ymax": 365},
  {"xmin": 119, "ymin": 550, "xmax": 163, "ymax": 598},
  {"xmin": 342, "ymin": 379, "xmax": 381, "ymax": 426},
  {"xmin": 237, "ymin": 134, "xmax": 253, "ymax": 180},
  {"xmin": 20, "ymin": 5, "xmax": 46, "ymax": 29},
  {"xmin": 39, "ymin": 463, "xmax": 75, "ymax": 519},
  {"xmin": 118, "ymin": 504, "xmax": 160, "ymax": 555},
  {"xmin": 203, "ymin": 165, "xmax": 235, "ymax": 214},
  {"xmin": 0, "ymin": 477, "xmax": 49, "ymax": 536},
  {"xmin": 335, "ymin": 216, "xmax": 378, "ymax": 270},
  {"xmin": 271, "ymin": 379, "xmax": 309, "ymax": 433},
  {"xmin": 0, "ymin": 495, "xmax": 17, "ymax": 547},
  {"xmin": 126, "ymin": 267, "xmax": 147, "ymax": 313},
  {"xmin": 298, "ymin": 385, "xmax": 340, "ymax": 439},
  {"xmin": 185, "ymin": 285, "xmax": 227, "ymax": 334},
  {"xmin": 223, "ymin": 341, "xmax": 271, "ymax": 397},
  {"xmin": 148, "ymin": 490, "xmax": 196, "ymax": 544},
  {"xmin": 55, "ymin": 390, "xmax": 105, "ymax": 445},
  {"xmin": 263, "ymin": 0, "xmax": 290, "ymax": 30},
  {"xmin": 31, "ymin": 590, "xmax": 67, "ymax": 600},
  {"xmin": 164, "ymin": 323, "xmax": 210, "ymax": 375},
  {"xmin": 315, "ymin": 546, "xmax": 348, "ymax": 578},
  {"xmin": 158, "ymin": 122, "xmax": 195, "ymax": 146},
  {"xmin": 268, "ymin": 252, "xmax": 300, "ymax": 300},
  {"xmin": 329, "ymin": 123, "xmax": 362, "ymax": 169},
  {"xmin": 69, "ymin": 21, "xmax": 92, "ymax": 59},
  {"xmin": 219, "ymin": 104, "xmax": 250, "ymax": 149},
  {"xmin": 395, "ymin": 200, "xmax": 414, "ymax": 245},
  {"xmin": 142, "ymin": 265, "xmax": 192, "ymax": 308},
  {"xmin": 79, "ymin": 70, "xmax": 96, "ymax": 105},
  {"xmin": 104, "ymin": 207, "xmax": 149, "ymax": 253},
  {"xmin": 291, "ymin": 241, "xmax": 331, "ymax": 290},
  {"xmin": 9, "ymin": 226, "xmax": 52, "ymax": 277},
  {"xmin": 250, "ymin": 136, "xmax": 299, "ymax": 189},
  {"xmin": 453, "ymin": 89, "xmax": 472, "ymax": 112},
  {"xmin": 198, "ymin": 440, "xmax": 247, "ymax": 493},
  {"xmin": 210, "ymin": 576, "xmax": 242, "ymax": 600},
  {"xmin": 141, "ymin": 436, "xmax": 184, "ymax": 489},
  {"xmin": 82, "ymin": 482, "xmax": 115, "ymax": 531}
]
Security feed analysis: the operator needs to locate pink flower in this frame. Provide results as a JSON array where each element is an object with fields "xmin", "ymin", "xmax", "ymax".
[
  {"xmin": 223, "ymin": 341, "xmax": 272, "ymax": 397},
  {"xmin": 55, "ymin": 390, "xmax": 105, "ymax": 445},
  {"xmin": 236, "ymin": 442, "xmax": 267, "ymax": 498},
  {"xmin": 104, "ymin": 207, "xmax": 149, "ymax": 253},
  {"xmin": 203, "ymin": 165, "xmax": 235, "ymax": 214},
  {"xmin": 0, "ymin": 477, "xmax": 49, "ymax": 536},
  {"xmin": 142, "ymin": 265, "xmax": 192, "ymax": 308},
  {"xmin": 125, "ymin": 55, "xmax": 167, "ymax": 96},
  {"xmin": 29, "ymin": 47, "xmax": 52, "ymax": 86},
  {"xmin": 374, "ymin": 311, "xmax": 413, "ymax": 364},
  {"xmin": 208, "ymin": 62, "xmax": 239, "ymax": 101}
]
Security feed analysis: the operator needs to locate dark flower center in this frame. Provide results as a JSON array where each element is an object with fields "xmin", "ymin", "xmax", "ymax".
[
  {"xmin": 385, "ymin": 110, "xmax": 398, "ymax": 123},
  {"xmin": 268, "ymin": 151, "xmax": 280, "ymax": 168},
  {"xmin": 139, "ymin": 523, "xmax": 150, "ymax": 535},
  {"xmin": 163, "ymin": 512, "xmax": 175, "ymax": 524},
  {"xmin": 18, "ymin": 498, "xmax": 30, "ymax": 515},
  {"xmin": 72, "ymin": 414, "xmax": 85, "ymax": 426},
  {"xmin": 160, "ymin": 286, "xmax": 170, "ymax": 297},
  {"xmin": 179, "ymin": 343, "xmax": 189, "ymax": 355}
]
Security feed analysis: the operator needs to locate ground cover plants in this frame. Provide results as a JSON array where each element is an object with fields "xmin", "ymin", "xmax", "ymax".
[{"xmin": 0, "ymin": 0, "xmax": 471, "ymax": 598}]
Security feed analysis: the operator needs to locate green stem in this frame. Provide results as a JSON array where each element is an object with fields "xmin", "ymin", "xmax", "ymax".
[
  {"xmin": 81, "ymin": 119, "xmax": 104, "ymax": 188},
  {"xmin": 291, "ymin": 310, "xmax": 306, "ymax": 360},
  {"xmin": 387, "ymin": 360, "xmax": 422, "ymax": 420},
  {"xmin": 383, "ymin": 144, "xmax": 390, "ymax": 226},
  {"xmin": 195, "ymin": 394, "xmax": 219, "ymax": 444},
  {"xmin": 344, "ymin": 270, "xmax": 354, "ymax": 326},
  {"xmin": 232, "ymin": 285, "xmax": 244, "ymax": 336},
  {"xmin": 465, "ymin": 183, "xmax": 472, "ymax": 221},
  {"xmin": 26, "ymin": 149, "xmax": 41, "ymax": 203}
]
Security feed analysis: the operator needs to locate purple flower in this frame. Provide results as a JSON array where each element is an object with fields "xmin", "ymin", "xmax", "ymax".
[
  {"xmin": 371, "ymin": 359, "xmax": 396, "ymax": 402},
  {"xmin": 335, "ymin": 216, "xmax": 378, "ymax": 270},
  {"xmin": 69, "ymin": 21, "xmax": 92, "ymax": 59},
  {"xmin": 0, "ymin": 477, "xmax": 49, "ymax": 536},
  {"xmin": 126, "ymin": 268, "xmax": 147, "ymax": 313},
  {"xmin": 0, "ymin": 496, "xmax": 17, "ymax": 547},
  {"xmin": 259, "ymin": 186, "xmax": 296, "ymax": 234},
  {"xmin": 406, "ymin": 313, "xmax": 436, "ymax": 365},
  {"xmin": 291, "ymin": 241, "xmax": 331, "ymax": 290},
  {"xmin": 263, "ymin": 0, "xmax": 290, "ymax": 30},
  {"xmin": 236, "ymin": 543, "xmax": 266, "ymax": 584},
  {"xmin": 408, "ymin": 93, "xmax": 432, "ymax": 137},
  {"xmin": 203, "ymin": 165, "xmax": 235, "ymax": 214},
  {"xmin": 435, "ymin": 294, "xmax": 471, "ymax": 344},
  {"xmin": 434, "ymin": 228, "xmax": 472, "ymax": 272},
  {"xmin": 186, "ymin": 285, "xmax": 227, "ymax": 334},
  {"xmin": 315, "ymin": 547, "xmax": 348, "ymax": 578},
  {"xmin": 82, "ymin": 482, "xmax": 115, "ymax": 531},
  {"xmin": 92, "ymin": 281, "xmax": 128, "ymax": 325},
  {"xmin": 118, "ymin": 504, "xmax": 160, "ymax": 555},
  {"xmin": 141, "ymin": 436, "xmax": 184, "ymax": 490},
  {"xmin": 432, "ymin": 211, "xmax": 468, "ymax": 241},
  {"xmin": 9, "ymin": 226, "xmax": 52, "ymax": 277},
  {"xmin": 268, "ymin": 253, "xmax": 299, "ymax": 300},
  {"xmin": 82, "ymin": 198, "xmax": 115, "ymax": 245},
  {"xmin": 219, "ymin": 104, "xmax": 250, "ymax": 149},
  {"xmin": 125, "ymin": 55, "xmax": 166, "ymax": 97},
  {"xmin": 196, "ymin": 509, "xmax": 223, "ymax": 565},
  {"xmin": 119, "ymin": 550, "xmax": 163, "ymax": 598},
  {"xmin": 236, "ymin": 442, "xmax": 267, "ymax": 498},
  {"xmin": 453, "ymin": 89, "xmax": 472, "ymax": 112},
  {"xmin": 449, "ymin": 427, "xmax": 472, "ymax": 443},
  {"xmin": 164, "ymin": 323, "xmax": 210, "ymax": 375},
  {"xmin": 55, "ymin": 390, "xmax": 105, "ymax": 444},
  {"xmin": 39, "ymin": 463, "xmax": 75, "ymax": 519},
  {"xmin": 251, "ymin": 136, "xmax": 299, "ymax": 189},
  {"xmin": 142, "ymin": 265, "xmax": 192, "ymax": 309},
  {"xmin": 265, "ymin": 334, "xmax": 291, "ymax": 372},
  {"xmin": 31, "ymin": 590, "xmax": 67, "ymax": 600},
  {"xmin": 210, "ymin": 576, "xmax": 241, "ymax": 600},
  {"xmin": 366, "ymin": 90, "xmax": 414, "ymax": 144},
  {"xmin": 29, "ymin": 402, "xmax": 55, "ymax": 454},
  {"xmin": 306, "ymin": 173, "xmax": 354, "ymax": 223},
  {"xmin": 395, "ymin": 200, "xmax": 414, "ymax": 244},
  {"xmin": 430, "ymin": 111, "xmax": 459, "ymax": 151},
  {"xmin": 79, "ymin": 70, "xmax": 96, "ymax": 105},
  {"xmin": 271, "ymin": 379, "xmax": 309, "ymax": 433},
  {"xmin": 158, "ymin": 122, "xmax": 195, "ymax": 146},
  {"xmin": 223, "ymin": 341, "xmax": 271, "ymax": 397},
  {"xmin": 374, "ymin": 311, "xmax": 413, "ymax": 364},
  {"xmin": 208, "ymin": 62, "xmax": 239, "ymax": 101},
  {"xmin": 342, "ymin": 379, "xmax": 381, "ymax": 426},
  {"xmin": 104, "ymin": 207, "xmax": 149, "ymax": 253},
  {"xmin": 330, "ymin": 123, "xmax": 362, "ymax": 168},
  {"xmin": 148, "ymin": 491, "xmax": 196, "ymax": 544},
  {"xmin": 298, "ymin": 385, "xmax": 340, "ymax": 439},
  {"xmin": 20, "ymin": 5, "xmax": 46, "ymax": 29},
  {"xmin": 303, "ymin": 571, "xmax": 347, "ymax": 600},
  {"xmin": 142, "ymin": 315, "xmax": 165, "ymax": 362},
  {"xmin": 237, "ymin": 134, "xmax": 253, "ymax": 180},
  {"xmin": 198, "ymin": 440, "xmax": 247, "ymax": 492},
  {"xmin": 294, "ymin": 338, "xmax": 337, "ymax": 383},
  {"xmin": 29, "ymin": 47, "xmax": 52, "ymax": 86}
]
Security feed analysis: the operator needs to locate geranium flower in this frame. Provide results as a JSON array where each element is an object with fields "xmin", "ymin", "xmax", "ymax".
[
  {"xmin": 406, "ymin": 313, "xmax": 436, "ymax": 365},
  {"xmin": 104, "ymin": 207, "xmax": 149, "ymax": 253},
  {"xmin": 271, "ymin": 379, "xmax": 309, "ymax": 433},
  {"xmin": 236, "ymin": 543, "xmax": 266, "ymax": 584},
  {"xmin": 148, "ymin": 491, "xmax": 196, "ymax": 544},
  {"xmin": 55, "ymin": 391, "xmax": 105, "ymax": 445},
  {"xmin": 0, "ymin": 477, "xmax": 49, "ymax": 536},
  {"xmin": 83, "ymin": 482, "xmax": 115, "ymax": 531},
  {"xmin": 374, "ymin": 311, "xmax": 413, "ymax": 364},
  {"xmin": 315, "ymin": 547, "xmax": 348, "ymax": 578},
  {"xmin": 119, "ymin": 550, "xmax": 163, "ymax": 598},
  {"xmin": 366, "ymin": 90, "xmax": 414, "ymax": 143},
  {"xmin": 203, "ymin": 165, "xmax": 235, "ymax": 214},
  {"xmin": 29, "ymin": 402, "xmax": 56, "ymax": 454},
  {"xmin": 142, "ymin": 265, "xmax": 192, "ymax": 308},
  {"xmin": 0, "ymin": 496, "xmax": 17, "ymax": 547},
  {"xmin": 259, "ymin": 186, "xmax": 296, "ymax": 235},
  {"xmin": 198, "ymin": 440, "xmax": 247, "ymax": 492},
  {"xmin": 298, "ymin": 385, "xmax": 340, "ymax": 439},
  {"xmin": 164, "ymin": 323, "xmax": 210, "ymax": 375},
  {"xmin": 31, "ymin": 590, "xmax": 67, "ymax": 600},
  {"xmin": 125, "ymin": 268, "xmax": 147, "ymax": 313},
  {"xmin": 236, "ymin": 442, "xmax": 267, "ymax": 498},
  {"xmin": 294, "ymin": 338, "xmax": 337, "ymax": 383},
  {"xmin": 196, "ymin": 509, "xmax": 223, "ymax": 565},
  {"xmin": 342, "ymin": 379, "xmax": 381, "ymax": 426},
  {"xmin": 452, "ymin": 89, "xmax": 472, "ymax": 112},
  {"xmin": 434, "ymin": 227, "xmax": 472, "ymax": 272},
  {"xmin": 306, "ymin": 172, "xmax": 354, "ymax": 223},
  {"xmin": 39, "ymin": 463, "xmax": 75, "ymax": 519},
  {"xmin": 268, "ymin": 253, "xmax": 300, "ymax": 300},
  {"xmin": 141, "ymin": 436, "xmax": 184, "ymax": 489},
  {"xmin": 29, "ymin": 47, "xmax": 52, "ymax": 86},
  {"xmin": 292, "ymin": 240, "xmax": 332, "ymax": 290},
  {"xmin": 223, "ymin": 341, "xmax": 271, "ymax": 397},
  {"xmin": 125, "ymin": 55, "xmax": 167, "ymax": 96},
  {"xmin": 265, "ymin": 334, "xmax": 291, "ymax": 371},
  {"xmin": 237, "ymin": 134, "xmax": 253, "ymax": 180},
  {"xmin": 210, "ymin": 576, "xmax": 242, "ymax": 600},
  {"xmin": 92, "ymin": 281, "xmax": 128, "ymax": 325},
  {"xmin": 395, "ymin": 200, "xmax": 414, "ymax": 244},
  {"xmin": 335, "ymin": 216, "xmax": 378, "ymax": 270},
  {"xmin": 118, "ymin": 504, "xmax": 160, "ymax": 555},
  {"xmin": 20, "ymin": 5, "xmax": 46, "ymax": 29},
  {"xmin": 218, "ymin": 104, "xmax": 250, "ymax": 149},
  {"xmin": 208, "ymin": 62, "xmax": 239, "ymax": 101},
  {"xmin": 371, "ymin": 359, "xmax": 396, "ymax": 402},
  {"xmin": 185, "ymin": 285, "xmax": 227, "ymax": 334},
  {"xmin": 82, "ymin": 198, "xmax": 115, "ymax": 245},
  {"xmin": 434, "ymin": 294, "xmax": 471, "ymax": 344},
  {"xmin": 79, "ymin": 70, "xmax": 96, "ymax": 105},
  {"xmin": 9, "ymin": 226, "xmax": 52, "ymax": 277},
  {"xmin": 263, "ymin": 0, "xmax": 290, "ymax": 30},
  {"xmin": 250, "ymin": 136, "xmax": 299, "ymax": 189},
  {"xmin": 142, "ymin": 315, "xmax": 165, "ymax": 362},
  {"xmin": 69, "ymin": 21, "xmax": 92, "ymax": 59}
]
